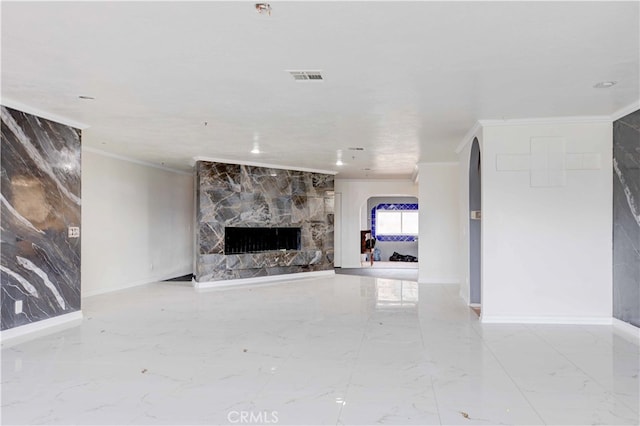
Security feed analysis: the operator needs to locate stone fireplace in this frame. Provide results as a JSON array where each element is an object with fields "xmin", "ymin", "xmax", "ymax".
[{"xmin": 195, "ymin": 160, "xmax": 335, "ymax": 282}]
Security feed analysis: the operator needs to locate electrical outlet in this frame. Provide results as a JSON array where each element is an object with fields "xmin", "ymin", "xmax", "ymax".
[
  {"xmin": 68, "ymin": 226, "xmax": 80, "ymax": 238},
  {"xmin": 15, "ymin": 300, "xmax": 23, "ymax": 314}
]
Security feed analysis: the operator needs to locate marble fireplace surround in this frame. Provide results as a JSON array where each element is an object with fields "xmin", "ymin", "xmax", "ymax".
[{"xmin": 195, "ymin": 159, "xmax": 336, "ymax": 286}]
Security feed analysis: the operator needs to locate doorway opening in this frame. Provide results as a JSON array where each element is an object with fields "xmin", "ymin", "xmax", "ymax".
[
  {"xmin": 469, "ymin": 138, "xmax": 482, "ymax": 314},
  {"xmin": 363, "ymin": 196, "xmax": 419, "ymax": 269}
]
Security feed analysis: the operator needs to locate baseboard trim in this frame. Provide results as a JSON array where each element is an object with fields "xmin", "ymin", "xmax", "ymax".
[
  {"xmin": 82, "ymin": 269, "xmax": 193, "ymax": 298},
  {"xmin": 0, "ymin": 311, "xmax": 83, "ymax": 347},
  {"xmin": 481, "ymin": 315, "xmax": 613, "ymax": 325},
  {"xmin": 194, "ymin": 270, "xmax": 335, "ymax": 290},
  {"xmin": 612, "ymin": 318, "xmax": 640, "ymax": 344}
]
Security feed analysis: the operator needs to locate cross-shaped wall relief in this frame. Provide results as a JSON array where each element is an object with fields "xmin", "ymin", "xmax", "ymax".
[{"xmin": 496, "ymin": 137, "xmax": 601, "ymax": 187}]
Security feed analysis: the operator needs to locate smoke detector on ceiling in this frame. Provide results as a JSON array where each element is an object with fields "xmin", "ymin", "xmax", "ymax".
[
  {"xmin": 255, "ymin": 3, "xmax": 271, "ymax": 15},
  {"xmin": 288, "ymin": 71, "xmax": 324, "ymax": 81}
]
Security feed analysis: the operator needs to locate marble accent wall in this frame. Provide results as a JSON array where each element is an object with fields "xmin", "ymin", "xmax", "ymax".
[
  {"xmin": 613, "ymin": 109, "xmax": 640, "ymax": 328},
  {"xmin": 196, "ymin": 161, "xmax": 334, "ymax": 281},
  {"xmin": 1, "ymin": 106, "xmax": 81, "ymax": 330}
]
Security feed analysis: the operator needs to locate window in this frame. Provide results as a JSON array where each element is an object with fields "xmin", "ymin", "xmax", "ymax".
[
  {"xmin": 371, "ymin": 203, "xmax": 418, "ymax": 242},
  {"xmin": 376, "ymin": 210, "xmax": 419, "ymax": 235}
]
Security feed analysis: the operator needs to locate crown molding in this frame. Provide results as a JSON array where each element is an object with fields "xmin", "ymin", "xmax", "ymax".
[
  {"xmin": 478, "ymin": 115, "xmax": 612, "ymax": 127},
  {"xmin": 193, "ymin": 156, "xmax": 337, "ymax": 175},
  {"xmin": 83, "ymin": 147, "xmax": 192, "ymax": 175},
  {"xmin": 411, "ymin": 165, "xmax": 419, "ymax": 184},
  {"xmin": 1, "ymin": 98, "xmax": 90, "ymax": 129},
  {"xmin": 611, "ymin": 101, "xmax": 640, "ymax": 121},
  {"xmin": 455, "ymin": 121, "xmax": 482, "ymax": 154}
]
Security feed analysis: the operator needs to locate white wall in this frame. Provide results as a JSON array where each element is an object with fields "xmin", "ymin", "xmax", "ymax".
[
  {"xmin": 481, "ymin": 121, "xmax": 612, "ymax": 323},
  {"xmin": 417, "ymin": 163, "xmax": 460, "ymax": 284},
  {"xmin": 334, "ymin": 179, "xmax": 417, "ymax": 268},
  {"xmin": 81, "ymin": 149, "xmax": 194, "ymax": 297}
]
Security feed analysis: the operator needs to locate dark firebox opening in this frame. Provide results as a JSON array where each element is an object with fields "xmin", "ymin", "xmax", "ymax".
[{"xmin": 224, "ymin": 227, "xmax": 301, "ymax": 255}]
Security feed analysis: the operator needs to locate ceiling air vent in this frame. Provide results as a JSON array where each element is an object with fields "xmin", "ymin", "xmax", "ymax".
[{"xmin": 288, "ymin": 70, "xmax": 324, "ymax": 81}]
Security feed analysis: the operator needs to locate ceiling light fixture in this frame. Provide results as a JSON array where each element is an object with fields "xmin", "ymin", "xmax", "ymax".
[
  {"xmin": 335, "ymin": 149, "xmax": 343, "ymax": 166},
  {"xmin": 251, "ymin": 145, "xmax": 260, "ymax": 154},
  {"xmin": 593, "ymin": 81, "xmax": 617, "ymax": 89},
  {"xmin": 255, "ymin": 3, "xmax": 271, "ymax": 15}
]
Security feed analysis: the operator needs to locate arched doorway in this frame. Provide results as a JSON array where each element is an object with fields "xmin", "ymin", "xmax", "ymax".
[{"xmin": 469, "ymin": 138, "xmax": 481, "ymax": 306}]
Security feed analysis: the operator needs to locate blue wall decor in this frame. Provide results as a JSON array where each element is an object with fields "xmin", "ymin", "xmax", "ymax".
[{"xmin": 371, "ymin": 203, "xmax": 418, "ymax": 242}]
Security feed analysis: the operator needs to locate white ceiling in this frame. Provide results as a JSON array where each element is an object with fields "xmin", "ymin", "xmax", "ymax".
[{"xmin": 2, "ymin": 1, "xmax": 639, "ymax": 179}]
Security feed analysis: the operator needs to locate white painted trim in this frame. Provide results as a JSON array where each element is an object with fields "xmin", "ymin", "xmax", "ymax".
[
  {"xmin": 612, "ymin": 318, "xmax": 640, "ymax": 344},
  {"xmin": 0, "ymin": 311, "xmax": 83, "ymax": 347},
  {"xmin": 193, "ymin": 156, "xmax": 337, "ymax": 175},
  {"xmin": 335, "ymin": 178, "xmax": 415, "ymax": 183},
  {"xmin": 469, "ymin": 303, "xmax": 481, "ymax": 308},
  {"xmin": 416, "ymin": 161, "xmax": 459, "ymax": 166},
  {"xmin": 411, "ymin": 165, "xmax": 419, "ymax": 184},
  {"xmin": 194, "ymin": 270, "xmax": 335, "ymax": 290},
  {"xmin": 82, "ymin": 268, "xmax": 193, "ymax": 298},
  {"xmin": 83, "ymin": 147, "xmax": 192, "ymax": 176},
  {"xmin": 418, "ymin": 279, "xmax": 459, "ymax": 285},
  {"xmin": 455, "ymin": 121, "xmax": 481, "ymax": 154},
  {"xmin": 1, "ymin": 98, "xmax": 90, "ymax": 129},
  {"xmin": 481, "ymin": 315, "xmax": 613, "ymax": 325},
  {"xmin": 611, "ymin": 101, "xmax": 640, "ymax": 121},
  {"xmin": 478, "ymin": 115, "xmax": 611, "ymax": 127}
]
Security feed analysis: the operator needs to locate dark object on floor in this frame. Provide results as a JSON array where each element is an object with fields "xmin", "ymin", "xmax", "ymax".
[
  {"xmin": 389, "ymin": 252, "xmax": 418, "ymax": 262},
  {"xmin": 163, "ymin": 274, "xmax": 194, "ymax": 282}
]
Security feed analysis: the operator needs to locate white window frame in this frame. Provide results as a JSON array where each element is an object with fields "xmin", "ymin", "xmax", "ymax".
[{"xmin": 375, "ymin": 210, "xmax": 419, "ymax": 236}]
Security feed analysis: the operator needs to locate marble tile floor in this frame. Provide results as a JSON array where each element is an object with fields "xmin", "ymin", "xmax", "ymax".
[
  {"xmin": 335, "ymin": 267, "xmax": 419, "ymax": 282},
  {"xmin": 1, "ymin": 274, "xmax": 638, "ymax": 425}
]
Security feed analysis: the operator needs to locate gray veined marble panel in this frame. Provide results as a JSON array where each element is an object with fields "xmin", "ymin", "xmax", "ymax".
[
  {"xmin": 195, "ymin": 161, "xmax": 334, "ymax": 282},
  {"xmin": 613, "ymin": 109, "xmax": 640, "ymax": 328},
  {"xmin": 1, "ymin": 106, "xmax": 81, "ymax": 331},
  {"xmin": 199, "ymin": 222, "xmax": 224, "ymax": 254}
]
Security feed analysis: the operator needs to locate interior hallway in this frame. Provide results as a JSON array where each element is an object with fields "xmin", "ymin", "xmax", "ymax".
[{"xmin": 2, "ymin": 274, "xmax": 638, "ymax": 425}]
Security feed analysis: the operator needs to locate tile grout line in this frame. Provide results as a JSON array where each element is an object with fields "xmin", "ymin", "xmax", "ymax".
[
  {"xmin": 528, "ymin": 325, "xmax": 640, "ymax": 416},
  {"xmin": 335, "ymin": 307, "xmax": 371, "ymax": 425},
  {"xmin": 417, "ymin": 291, "xmax": 443, "ymax": 426},
  {"xmin": 469, "ymin": 323, "xmax": 548, "ymax": 425}
]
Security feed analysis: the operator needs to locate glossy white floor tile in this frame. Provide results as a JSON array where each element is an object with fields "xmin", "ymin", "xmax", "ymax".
[{"xmin": 1, "ymin": 275, "xmax": 639, "ymax": 425}]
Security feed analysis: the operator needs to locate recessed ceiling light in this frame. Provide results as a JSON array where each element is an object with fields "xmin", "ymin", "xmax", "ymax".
[
  {"xmin": 78, "ymin": 95, "xmax": 95, "ymax": 100},
  {"xmin": 593, "ymin": 81, "xmax": 617, "ymax": 89},
  {"xmin": 335, "ymin": 159, "xmax": 344, "ymax": 166},
  {"xmin": 251, "ymin": 147, "xmax": 260, "ymax": 154},
  {"xmin": 349, "ymin": 147, "xmax": 365, "ymax": 151}
]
